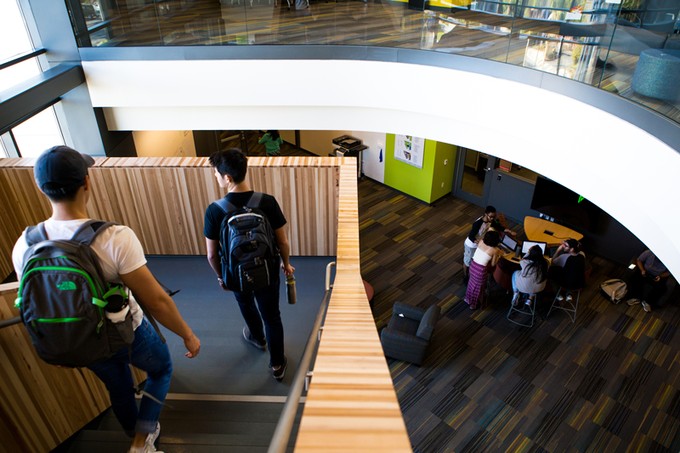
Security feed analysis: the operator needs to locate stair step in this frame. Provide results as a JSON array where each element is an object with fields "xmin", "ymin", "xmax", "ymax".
[
  {"xmin": 66, "ymin": 430, "xmax": 290, "ymax": 452},
  {"xmin": 55, "ymin": 400, "xmax": 300, "ymax": 452}
]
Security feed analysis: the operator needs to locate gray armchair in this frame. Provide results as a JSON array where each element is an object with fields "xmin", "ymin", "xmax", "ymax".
[{"xmin": 380, "ymin": 302, "xmax": 440, "ymax": 366}]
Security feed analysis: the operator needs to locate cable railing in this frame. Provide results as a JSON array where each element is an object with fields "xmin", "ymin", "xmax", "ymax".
[{"xmin": 267, "ymin": 261, "xmax": 336, "ymax": 453}]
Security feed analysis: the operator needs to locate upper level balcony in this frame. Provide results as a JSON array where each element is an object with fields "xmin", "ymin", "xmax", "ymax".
[{"xmin": 70, "ymin": 0, "xmax": 680, "ymax": 124}]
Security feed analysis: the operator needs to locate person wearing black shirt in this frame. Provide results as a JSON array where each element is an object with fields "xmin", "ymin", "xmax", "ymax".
[
  {"xmin": 204, "ymin": 148, "xmax": 294, "ymax": 381},
  {"xmin": 462, "ymin": 206, "xmax": 514, "ymax": 280}
]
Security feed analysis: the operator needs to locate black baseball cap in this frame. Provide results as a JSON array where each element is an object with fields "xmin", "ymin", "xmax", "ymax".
[{"xmin": 34, "ymin": 145, "xmax": 95, "ymax": 194}]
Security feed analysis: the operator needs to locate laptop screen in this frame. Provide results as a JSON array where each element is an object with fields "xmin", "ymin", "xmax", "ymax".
[
  {"xmin": 501, "ymin": 234, "xmax": 517, "ymax": 251},
  {"xmin": 522, "ymin": 240, "xmax": 547, "ymax": 255}
]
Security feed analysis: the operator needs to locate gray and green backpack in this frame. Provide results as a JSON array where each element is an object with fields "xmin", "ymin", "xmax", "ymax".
[{"xmin": 15, "ymin": 220, "xmax": 133, "ymax": 367}]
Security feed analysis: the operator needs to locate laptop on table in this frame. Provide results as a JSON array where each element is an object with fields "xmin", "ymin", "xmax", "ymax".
[
  {"xmin": 521, "ymin": 240, "xmax": 547, "ymax": 255},
  {"xmin": 499, "ymin": 234, "xmax": 518, "ymax": 254}
]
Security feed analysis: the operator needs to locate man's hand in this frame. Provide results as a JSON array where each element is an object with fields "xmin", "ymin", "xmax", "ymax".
[
  {"xmin": 282, "ymin": 263, "xmax": 295, "ymax": 277},
  {"xmin": 184, "ymin": 332, "xmax": 201, "ymax": 358},
  {"xmin": 217, "ymin": 277, "xmax": 230, "ymax": 291}
]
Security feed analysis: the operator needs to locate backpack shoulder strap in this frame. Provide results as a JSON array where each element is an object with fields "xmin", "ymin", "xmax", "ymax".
[
  {"xmin": 71, "ymin": 220, "xmax": 116, "ymax": 245},
  {"xmin": 213, "ymin": 197, "xmax": 238, "ymax": 215},
  {"xmin": 25, "ymin": 223, "xmax": 48, "ymax": 246},
  {"xmin": 246, "ymin": 192, "xmax": 264, "ymax": 209}
]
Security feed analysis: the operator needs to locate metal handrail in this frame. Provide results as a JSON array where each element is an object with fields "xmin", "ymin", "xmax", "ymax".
[
  {"xmin": 0, "ymin": 316, "xmax": 20, "ymax": 329},
  {"xmin": 267, "ymin": 261, "xmax": 336, "ymax": 453}
]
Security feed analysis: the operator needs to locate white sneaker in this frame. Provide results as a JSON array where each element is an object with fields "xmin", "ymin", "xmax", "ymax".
[
  {"xmin": 566, "ymin": 293, "xmax": 573, "ymax": 302},
  {"xmin": 128, "ymin": 445, "xmax": 163, "ymax": 453},
  {"xmin": 556, "ymin": 294, "xmax": 564, "ymax": 302},
  {"xmin": 128, "ymin": 422, "xmax": 162, "ymax": 453}
]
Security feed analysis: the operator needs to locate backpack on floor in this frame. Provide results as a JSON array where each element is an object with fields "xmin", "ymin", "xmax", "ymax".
[
  {"xmin": 600, "ymin": 278, "xmax": 628, "ymax": 304},
  {"xmin": 214, "ymin": 192, "xmax": 279, "ymax": 292},
  {"xmin": 15, "ymin": 220, "xmax": 134, "ymax": 367}
]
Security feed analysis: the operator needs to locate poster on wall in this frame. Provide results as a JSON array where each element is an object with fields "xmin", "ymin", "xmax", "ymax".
[{"xmin": 394, "ymin": 135, "xmax": 424, "ymax": 168}]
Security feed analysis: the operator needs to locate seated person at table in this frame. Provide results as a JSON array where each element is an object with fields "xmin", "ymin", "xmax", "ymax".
[
  {"xmin": 465, "ymin": 230, "xmax": 503, "ymax": 311},
  {"xmin": 626, "ymin": 250, "xmax": 670, "ymax": 313},
  {"xmin": 462, "ymin": 206, "xmax": 514, "ymax": 281},
  {"xmin": 511, "ymin": 245, "xmax": 549, "ymax": 307},
  {"xmin": 549, "ymin": 239, "xmax": 586, "ymax": 300}
]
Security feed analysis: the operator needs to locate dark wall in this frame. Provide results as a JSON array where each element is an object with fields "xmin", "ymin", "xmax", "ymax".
[
  {"xmin": 193, "ymin": 131, "xmax": 220, "ymax": 157},
  {"xmin": 488, "ymin": 171, "xmax": 646, "ymax": 266},
  {"xmin": 95, "ymin": 109, "xmax": 137, "ymax": 157}
]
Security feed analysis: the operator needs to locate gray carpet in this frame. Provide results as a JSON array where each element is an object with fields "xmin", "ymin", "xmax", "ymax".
[{"xmin": 146, "ymin": 256, "xmax": 333, "ymax": 396}]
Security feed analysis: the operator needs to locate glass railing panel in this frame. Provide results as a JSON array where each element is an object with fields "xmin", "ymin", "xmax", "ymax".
[{"xmin": 66, "ymin": 0, "xmax": 680, "ymax": 123}]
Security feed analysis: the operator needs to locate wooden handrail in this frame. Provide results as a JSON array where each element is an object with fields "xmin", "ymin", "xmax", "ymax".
[{"xmin": 294, "ymin": 160, "xmax": 411, "ymax": 451}]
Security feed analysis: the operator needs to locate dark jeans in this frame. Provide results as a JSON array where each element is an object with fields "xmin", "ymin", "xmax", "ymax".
[
  {"xmin": 628, "ymin": 268, "xmax": 668, "ymax": 307},
  {"xmin": 233, "ymin": 274, "xmax": 285, "ymax": 367},
  {"xmin": 88, "ymin": 318, "xmax": 172, "ymax": 436}
]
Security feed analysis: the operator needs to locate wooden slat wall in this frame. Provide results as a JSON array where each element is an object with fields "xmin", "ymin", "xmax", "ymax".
[
  {"xmin": 0, "ymin": 157, "xmax": 338, "ymax": 279},
  {"xmin": 0, "ymin": 283, "xmax": 111, "ymax": 452},
  {"xmin": 295, "ymin": 161, "xmax": 412, "ymax": 452}
]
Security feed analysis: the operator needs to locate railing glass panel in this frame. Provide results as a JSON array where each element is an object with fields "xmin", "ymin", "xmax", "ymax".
[{"xmin": 68, "ymin": 0, "xmax": 680, "ymax": 123}]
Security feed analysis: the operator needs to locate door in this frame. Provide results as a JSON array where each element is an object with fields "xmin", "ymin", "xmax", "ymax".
[{"xmin": 453, "ymin": 148, "xmax": 498, "ymax": 206}]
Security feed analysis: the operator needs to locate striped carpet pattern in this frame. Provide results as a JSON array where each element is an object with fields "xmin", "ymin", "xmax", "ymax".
[{"xmin": 358, "ymin": 178, "xmax": 680, "ymax": 452}]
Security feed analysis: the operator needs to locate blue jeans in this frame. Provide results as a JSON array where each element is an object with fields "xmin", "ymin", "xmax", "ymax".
[
  {"xmin": 88, "ymin": 318, "xmax": 172, "ymax": 436},
  {"xmin": 233, "ymin": 274, "xmax": 285, "ymax": 367},
  {"xmin": 511, "ymin": 271, "xmax": 519, "ymax": 293}
]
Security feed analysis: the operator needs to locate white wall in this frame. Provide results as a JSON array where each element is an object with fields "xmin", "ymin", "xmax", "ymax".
[
  {"xmin": 82, "ymin": 59, "xmax": 680, "ymax": 278},
  {"xmin": 132, "ymin": 130, "xmax": 196, "ymax": 157}
]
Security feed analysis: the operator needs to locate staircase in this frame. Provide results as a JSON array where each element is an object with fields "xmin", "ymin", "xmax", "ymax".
[{"xmin": 54, "ymin": 399, "xmax": 300, "ymax": 452}]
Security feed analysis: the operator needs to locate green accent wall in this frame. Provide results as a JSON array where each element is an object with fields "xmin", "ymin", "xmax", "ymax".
[{"xmin": 384, "ymin": 134, "xmax": 456, "ymax": 204}]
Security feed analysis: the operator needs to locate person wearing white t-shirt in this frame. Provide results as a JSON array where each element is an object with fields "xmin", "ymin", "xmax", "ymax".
[{"xmin": 12, "ymin": 146, "xmax": 200, "ymax": 453}]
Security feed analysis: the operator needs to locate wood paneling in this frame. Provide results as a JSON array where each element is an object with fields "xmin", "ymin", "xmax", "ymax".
[
  {"xmin": 295, "ymin": 161, "xmax": 411, "ymax": 452},
  {"xmin": 0, "ymin": 156, "xmax": 338, "ymax": 279},
  {"xmin": 0, "ymin": 283, "xmax": 111, "ymax": 452}
]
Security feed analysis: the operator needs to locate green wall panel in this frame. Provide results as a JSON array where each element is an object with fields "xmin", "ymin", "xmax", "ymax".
[{"xmin": 384, "ymin": 134, "xmax": 456, "ymax": 204}]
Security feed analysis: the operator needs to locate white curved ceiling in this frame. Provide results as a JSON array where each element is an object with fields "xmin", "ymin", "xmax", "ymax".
[{"xmin": 83, "ymin": 59, "xmax": 680, "ymax": 277}]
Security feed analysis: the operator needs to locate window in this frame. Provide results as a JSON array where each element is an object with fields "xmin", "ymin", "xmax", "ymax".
[{"xmin": 0, "ymin": 0, "xmax": 65, "ymax": 157}]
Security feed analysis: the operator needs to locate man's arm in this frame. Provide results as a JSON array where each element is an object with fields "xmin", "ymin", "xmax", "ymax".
[
  {"xmin": 274, "ymin": 227, "xmax": 295, "ymax": 277},
  {"xmin": 120, "ymin": 265, "xmax": 201, "ymax": 358},
  {"xmin": 467, "ymin": 218, "xmax": 482, "ymax": 242},
  {"xmin": 206, "ymin": 238, "xmax": 228, "ymax": 290}
]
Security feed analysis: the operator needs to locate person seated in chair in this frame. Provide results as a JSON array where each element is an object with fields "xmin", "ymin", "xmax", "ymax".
[
  {"xmin": 626, "ymin": 250, "xmax": 670, "ymax": 313},
  {"xmin": 511, "ymin": 244, "xmax": 549, "ymax": 308},
  {"xmin": 549, "ymin": 238, "xmax": 586, "ymax": 301}
]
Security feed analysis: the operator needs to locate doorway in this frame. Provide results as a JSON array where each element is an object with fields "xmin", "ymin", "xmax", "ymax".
[{"xmin": 453, "ymin": 148, "xmax": 498, "ymax": 206}]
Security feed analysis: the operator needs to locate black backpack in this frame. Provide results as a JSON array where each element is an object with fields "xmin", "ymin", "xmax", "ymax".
[
  {"xmin": 214, "ymin": 192, "xmax": 279, "ymax": 292},
  {"xmin": 15, "ymin": 220, "xmax": 134, "ymax": 367}
]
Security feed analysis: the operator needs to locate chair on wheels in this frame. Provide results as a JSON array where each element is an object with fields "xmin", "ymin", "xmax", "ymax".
[
  {"xmin": 380, "ymin": 302, "xmax": 440, "ymax": 366},
  {"xmin": 547, "ymin": 287, "xmax": 581, "ymax": 322},
  {"xmin": 507, "ymin": 292, "xmax": 538, "ymax": 327}
]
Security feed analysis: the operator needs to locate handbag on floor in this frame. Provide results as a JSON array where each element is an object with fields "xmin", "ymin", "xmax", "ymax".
[{"xmin": 600, "ymin": 278, "xmax": 627, "ymax": 304}]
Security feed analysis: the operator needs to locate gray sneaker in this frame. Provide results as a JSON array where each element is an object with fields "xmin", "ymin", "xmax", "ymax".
[
  {"xmin": 272, "ymin": 356, "xmax": 288, "ymax": 381},
  {"xmin": 641, "ymin": 301, "xmax": 652, "ymax": 312},
  {"xmin": 243, "ymin": 326, "xmax": 267, "ymax": 351}
]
